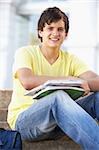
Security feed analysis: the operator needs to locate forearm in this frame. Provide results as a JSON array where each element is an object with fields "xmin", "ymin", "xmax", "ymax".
[
  {"xmin": 17, "ymin": 68, "xmax": 85, "ymax": 90},
  {"xmin": 22, "ymin": 75, "xmax": 80, "ymax": 90},
  {"xmin": 22, "ymin": 75, "xmax": 56, "ymax": 90}
]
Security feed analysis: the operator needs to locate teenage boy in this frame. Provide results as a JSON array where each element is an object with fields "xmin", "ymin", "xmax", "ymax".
[{"xmin": 7, "ymin": 7, "xmax": 99, "ymax": 150}]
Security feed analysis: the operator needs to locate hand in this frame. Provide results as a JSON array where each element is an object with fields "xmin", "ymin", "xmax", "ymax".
[{"xmin": 80, "ymin": 81, "xmax": 90, "ymax": 96}]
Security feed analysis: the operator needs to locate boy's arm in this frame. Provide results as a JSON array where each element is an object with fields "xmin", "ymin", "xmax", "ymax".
[
  {"xmin": 17, "ymin": 68, "xmax": 90, "ymax": 94},
  {"xmin": 79, "ymin": 70, "xmax": 99, "ymax": 92},
  {"xmin": 17, "ymin": 68, "xmax": 82, "ymax": 90},
  {"xmin": 17, "ymin": 68, "xmax": 56, "ymax": 90}
]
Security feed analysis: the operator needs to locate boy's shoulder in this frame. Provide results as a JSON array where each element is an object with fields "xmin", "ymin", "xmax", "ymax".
[
  {"xmin": 16, "ymin": 45, "xmax": 39, "ymax": 55},
  {"xmin": 60, "ymin": 49, "xmax": 76, "ymax": 58}
]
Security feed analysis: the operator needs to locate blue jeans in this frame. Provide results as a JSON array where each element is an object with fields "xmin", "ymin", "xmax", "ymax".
[{"xmin": 15, "ymin": 91, "xmax": 99, "ymax": 150}]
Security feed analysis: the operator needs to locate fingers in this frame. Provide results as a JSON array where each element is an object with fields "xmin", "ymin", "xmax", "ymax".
[
  {"xmin": 83, "ymin": 89, "xmax": 90, "ymax": 96},
  {"xmin": 80, "ymin": 81, "xmax": 90, "ymax": 96}
]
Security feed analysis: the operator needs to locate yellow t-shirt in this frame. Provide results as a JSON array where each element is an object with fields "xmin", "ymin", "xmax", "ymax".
[{"xmin": 7, "ymin": 45, "xmax": 89, "ymax": 129}]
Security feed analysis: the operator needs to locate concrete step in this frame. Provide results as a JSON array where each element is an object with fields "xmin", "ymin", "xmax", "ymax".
[
  {"xmin": 0, "ymin": 90, "xmax": 12, "ymax": 108},
  {"xmin": 0, "ymin": 108, "xmax": 7, "ymax": 121},
  {"xmin": 0, "ymin": 121, "xmax": 10, "ymax": 129},
  {"xmin": 22, "ymin": 137, "xmax": 82, "ymax": 150}
]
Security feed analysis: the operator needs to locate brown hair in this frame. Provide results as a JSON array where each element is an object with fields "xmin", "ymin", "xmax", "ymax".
[{"xmin": 37, "ymin": 7, "xmax": 69, "ymax": 42}]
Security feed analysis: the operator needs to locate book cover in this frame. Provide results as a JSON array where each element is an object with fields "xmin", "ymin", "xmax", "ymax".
[{"xmin": 24, "ymin": 79, "xmax": 85, "ymax": 100}]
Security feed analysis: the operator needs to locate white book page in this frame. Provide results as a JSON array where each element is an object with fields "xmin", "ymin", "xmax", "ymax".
[{"xmin": 24, "ymin": 79, "xmax": 84, "ymax": 96}]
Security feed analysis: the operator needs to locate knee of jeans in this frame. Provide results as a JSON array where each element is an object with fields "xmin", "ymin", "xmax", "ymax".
[
  {"xmin": 49, "ymin": 90, "xmax": 65, "ymax": 106},
  {"xmin": 52, "ymin": 90, "xmax": 71, "ymax": 105},
  {"xmin": 55, "ymin": 90, "xmax": 71, "ymax": 100},
  {"xmin": 55, "ymin": 90, "xmax": 67, "ymax": 97}
]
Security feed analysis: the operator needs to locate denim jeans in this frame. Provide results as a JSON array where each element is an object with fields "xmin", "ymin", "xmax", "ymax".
[{"xmin": 15, "ymin": 91, "xmax": 99, "ymax": 150}]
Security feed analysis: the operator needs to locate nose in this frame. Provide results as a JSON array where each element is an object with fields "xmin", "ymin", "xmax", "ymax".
[{"xmin": 52, "ymin": 29, "xmax": 59, "ymax": 36}]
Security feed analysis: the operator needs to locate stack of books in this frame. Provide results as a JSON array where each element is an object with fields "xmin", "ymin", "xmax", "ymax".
[{"xmin": 24, "ymin": 79, "xmax": 85, "ymax": 100}]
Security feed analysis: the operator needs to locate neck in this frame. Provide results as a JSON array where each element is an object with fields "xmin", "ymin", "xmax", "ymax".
[{"xmin": 40, "ymin": 45, "xmax": 60, "ymax": 64}]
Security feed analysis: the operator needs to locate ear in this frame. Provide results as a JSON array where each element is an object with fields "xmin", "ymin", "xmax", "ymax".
[
  {"xmin": 38, "ymin": 30, "xmax": 43, "ymax": 38},
  {"xmin": 64, "ymin": 32, "xmax": 68, "ymax": 40},
  {"xmin": 65, "ymin": 32, "xmax": 68, "ymax": 37}
]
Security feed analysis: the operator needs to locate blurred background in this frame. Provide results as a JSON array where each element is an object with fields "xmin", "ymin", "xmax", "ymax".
[{"xmin": 0, "ymin": 0, "xmax": 99, "ymax": 90}]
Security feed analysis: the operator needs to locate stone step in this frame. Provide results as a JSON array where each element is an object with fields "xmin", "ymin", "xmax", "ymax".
[
  {"xmin": 0, "ymin": 108, "xmax": 8, "ymax": 121},
  {"xmin": 0, "ymin": 121, "xmax": 10, "ymax": 129},
  {"xmin": 0, "ymin": 90, "xmax": 12, "ymax": 108},
  {"xmin": 22, "ymin": 137, "xmax": 81, "ymax": 150}
]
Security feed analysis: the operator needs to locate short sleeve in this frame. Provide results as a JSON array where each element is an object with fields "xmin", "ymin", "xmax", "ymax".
[
  {"xmin": 13, "ymin": 47, "xmax": 33, "ymax": 78},
  {"xmin": 70, "ymin": 55, "xmax": 90, "ymax": 76}
]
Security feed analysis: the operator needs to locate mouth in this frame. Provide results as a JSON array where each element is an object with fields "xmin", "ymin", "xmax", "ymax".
[{"xmin": 49, "ymin": 38, "xmax": 59, "ymax": 42}]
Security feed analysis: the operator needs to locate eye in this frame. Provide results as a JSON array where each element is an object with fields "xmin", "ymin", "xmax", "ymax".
[
  {"xmin": 58, "ymin": 27, "xmax": 65, "ymax": 32},
  {"xmin": 47, "ymin": 27, "xmax": 53, "ymax": 31}
]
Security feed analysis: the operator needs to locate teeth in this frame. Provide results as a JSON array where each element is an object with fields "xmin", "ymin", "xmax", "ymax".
[{"xmin": 51, "ymin": 39, "xmax": 58, "ymax": 41}]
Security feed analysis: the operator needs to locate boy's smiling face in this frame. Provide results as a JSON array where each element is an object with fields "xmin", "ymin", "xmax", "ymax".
[{"xmin": 38, "ymin": 19, "xmax": 67, "ymax": 49}]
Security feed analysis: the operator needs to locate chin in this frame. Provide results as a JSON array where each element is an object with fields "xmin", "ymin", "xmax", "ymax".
[
  {"xmin": 48, "ymin": 43, "xmax": 59, "ymax": 48},
  {"xmin": 49, "ymin": 45, "xmax": 58, "ymax": 49}
]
